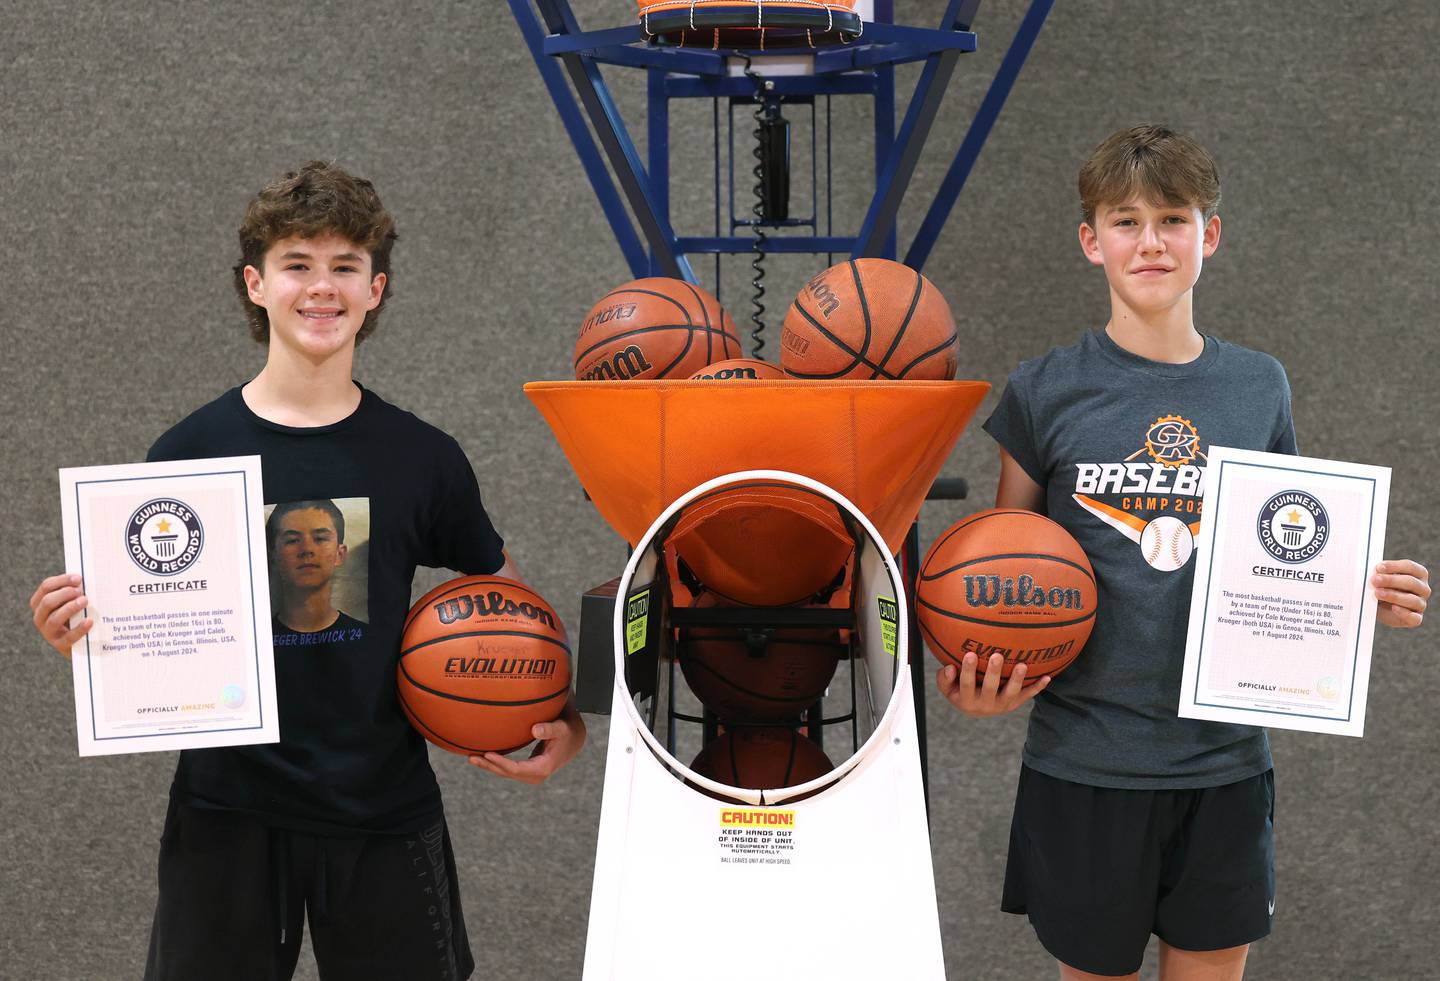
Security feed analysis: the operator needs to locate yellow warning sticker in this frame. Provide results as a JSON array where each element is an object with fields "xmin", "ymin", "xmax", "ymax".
[
  {"xmin": 718, "ymin": 809, "xmax": 797, "ymax": 865},
  {"xmin": 624, "ymin": 589, "xmax": 650, "ymax": 656},
  {"xmin": 878, "ymin": 596, "xmax": 899, "ymax": 657}
]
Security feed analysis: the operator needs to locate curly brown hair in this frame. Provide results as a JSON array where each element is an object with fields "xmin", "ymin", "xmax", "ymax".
[
  {"xmin": 1078, "ymin": 125, "xmax": 1221, "ymax": 228},
  {"xmin": 233, "ymin": 161, "xmax": 398, "ymax": 345}
]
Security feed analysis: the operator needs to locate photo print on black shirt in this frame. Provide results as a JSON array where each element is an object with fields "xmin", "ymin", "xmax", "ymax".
[{"xmin": 264, "ymin": 497, "xmax": 370, "ymax": 643}]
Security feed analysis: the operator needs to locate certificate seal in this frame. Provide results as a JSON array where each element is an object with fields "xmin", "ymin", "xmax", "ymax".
[
  {"xmin": 126, "ymin": 498, "xmax": 205, "ymax": 576},
  {"xmin": 1256, "ymin": 490, "xmax": 1329, "ymax": 565}
]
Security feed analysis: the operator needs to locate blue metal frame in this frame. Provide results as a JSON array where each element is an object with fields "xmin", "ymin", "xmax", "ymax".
[
  {"xmin": 906, "ymin": 0, "xmax": 1054, "ymax": 269},
  {"xmin": 853, "ymin": 0, "xmax": 975, "ymax": 258},
  {"xmin": 510, "ymin": 0, "xmax": 649, "ymax": 276},
  {"xmin": 511, "ymin": 0, "xmax": 1050, "ymax": 276}
]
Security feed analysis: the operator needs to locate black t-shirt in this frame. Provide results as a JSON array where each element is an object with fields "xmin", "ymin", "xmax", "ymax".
[
  {"xmin": 147, "ymin": 385, "xmax": 505, "ymax": 833},
  {"xmin": 270, "ymin": 611, "xmax": 368, "ymax": 646}
]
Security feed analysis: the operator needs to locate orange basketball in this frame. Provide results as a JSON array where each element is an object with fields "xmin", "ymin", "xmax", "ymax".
[
  {"xmin": 679, "ymin": 600, "xmax": 843, "ymax": 721},
  {"xmin": 575, "ymin": 277, "xmax": 741, "ymax": 380},
  {"xmin": 917, "ymin": 509, "xmax": 1097, "ymax": 685},
  {"xmin": 689, "ymin": 358, "xmax": 786, "ymax": 380},
  {"xmin": 398, "ymin": 575, "xmax": 571, "ymax": 754},
  {"xmin": 780, "ymin": 258, "xmax": 957, "ymax": 380},
  {"xmin": 690, "ymin": 727, "xmax": 834, "ymax": 790}
]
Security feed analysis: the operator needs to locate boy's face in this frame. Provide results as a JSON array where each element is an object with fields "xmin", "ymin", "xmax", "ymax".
[
  {"xmin": 272, "ymin": 507, "xmax": 347, "ymax": 591},
  {"xmin": 242, "ymin": 233, "xmax": 385, "ymax": 362},
  {"xmin": 1079, "ymin": 198, "xmax": 1220, "ymax": 318}
]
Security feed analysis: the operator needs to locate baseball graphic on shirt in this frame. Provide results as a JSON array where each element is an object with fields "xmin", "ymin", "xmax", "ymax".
[{"xmin": 1139, "ymin": 515, "xmax": 1194, "ymax": 571}]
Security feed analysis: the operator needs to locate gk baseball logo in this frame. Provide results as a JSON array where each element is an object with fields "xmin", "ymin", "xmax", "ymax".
[{"xmin": 1071, "ymin": 415, "xmax": 1207, "ymax": 572}]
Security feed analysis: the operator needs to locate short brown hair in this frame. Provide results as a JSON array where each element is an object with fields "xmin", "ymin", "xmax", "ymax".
[
  {"xmin": 266, "ymin": 499, "xmax": 346, "ymax": 550},
  {"xmin": 1078, "ymin": 125, "xmax": 1221, "ymax": 227},
  {"xmin": 233, "ymin": 161, "xmax": 397, "ymax": 345}
]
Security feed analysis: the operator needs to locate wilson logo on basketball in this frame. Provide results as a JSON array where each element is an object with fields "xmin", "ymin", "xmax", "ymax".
[
  {"xmin": 963, "ymin": 574, "xmax": 1085, "ymax": 610},
  {"xmin": 580, "ymin": 344, "xmax": 654, "ymax": 380},
  {"xmin": 434, "ymin": 592, "xmax": 558, "ymax": 630},
  {"xmin": 918, "ymin": 510, "xmax": 1096, "ymax": 686},
  {"xmin": 573, "ymin": 277, "xmax": 742, "ymax": 380},
  {"xmin": 443, "ymin": 656, "xmax": 558, "ymax": 678},
  {"xmin": 399, "ymin": 575, "xmax": 570, "ymax": 756},
  {"xmin": 780, "ymin": 257, "xmax": 957, "ymax": 380},
  {"xmin": 804, "ymin": 273, "xmax": 841, "ymax": 317}
]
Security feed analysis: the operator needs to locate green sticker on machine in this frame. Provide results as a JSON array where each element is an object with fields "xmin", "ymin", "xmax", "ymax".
[
  {"xmin": 625, "ymin": 589, "xmax": 651, "ymax": 656},
  {"xmin": 877, "ymin": 597, "xmax": 899, "ymax": 658}
]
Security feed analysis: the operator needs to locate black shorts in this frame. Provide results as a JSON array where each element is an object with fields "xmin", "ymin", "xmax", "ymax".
[
  {"xmin": 143, "ymin": 799, "xmax": 474, "ymax": 981},
  {"xmin": 1001, "ymin": 765, "xmax": 1275, "ymax": 977}
]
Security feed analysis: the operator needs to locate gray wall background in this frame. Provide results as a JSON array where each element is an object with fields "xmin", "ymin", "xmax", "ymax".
[{"xmin": 3, "ymin": 2, "xmax": 1436, "ymax": 979}]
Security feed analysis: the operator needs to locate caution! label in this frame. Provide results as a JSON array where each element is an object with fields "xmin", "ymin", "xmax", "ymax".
[
  {"xmin": 625, "ymin": 589, "xmax": 650, "ymax": 656},
  {"xmin": 878, "ymin": 596, "xmax": 899, "ymax": 657},
  {"xmin": 718, "ymin": 809, "xmax": 797, "ymax": 866}
]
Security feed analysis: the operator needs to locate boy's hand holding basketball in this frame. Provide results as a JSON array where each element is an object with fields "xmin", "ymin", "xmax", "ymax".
[
  {"xmin": 29, "ymin": 573, "xmax": 93, "ymax": 658},
  {"xmin": 1373, "ymin": 559, "xmax": 1429, "ymax": 629},
  {"xmin": 467, "ymin": 700, "xmax": 587, "ymax": 785},
  {"xmin": 937, "ymin": 652, "xmax": 1050, "ymax": 718}
]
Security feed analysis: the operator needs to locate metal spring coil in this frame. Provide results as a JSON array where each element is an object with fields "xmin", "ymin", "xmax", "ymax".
[{"xmin": 742, "ymin": 56, "xmax": 767, "ymax": 358}]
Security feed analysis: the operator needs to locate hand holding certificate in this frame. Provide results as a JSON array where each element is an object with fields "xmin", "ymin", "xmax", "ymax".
[
  {"xmin": 1179, "ymin": 446, "xmax": 1389, "ymax": 736},
  {"xmin": 58, "ymin": 457, "xmax": 278, "ymax": 756}
]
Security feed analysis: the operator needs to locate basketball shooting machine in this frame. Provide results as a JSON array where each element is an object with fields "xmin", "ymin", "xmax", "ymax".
[{"xmin": 509, "ymin": 3, "xmax": 1053, "ymax": 977}]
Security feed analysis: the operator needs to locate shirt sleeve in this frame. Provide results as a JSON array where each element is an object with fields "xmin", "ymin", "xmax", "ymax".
[
  {"xmin": 424, "ymin": 436, "xmax": 506, "ymax": 576},
  {"xmin": 1267, "ymin": 362, "xmax": 1300, "ymax": 456},
  {"xmin": 982, "ymin": 366, "xmax": 1049, "ymax": 488},
  {"xmin": 145, "ymin": 429, "xmax": 184, "ymax": 463}
]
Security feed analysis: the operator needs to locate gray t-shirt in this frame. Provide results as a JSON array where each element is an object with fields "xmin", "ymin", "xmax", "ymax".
[{"xmin": 983, "ymin": 329, "xmax": 1297, "ymax": 789}]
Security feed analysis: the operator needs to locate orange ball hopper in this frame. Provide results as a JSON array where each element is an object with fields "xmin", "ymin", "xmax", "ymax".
[{"xmin": 524, "ymin": 379, "xmax": 990, "ymax": 558}]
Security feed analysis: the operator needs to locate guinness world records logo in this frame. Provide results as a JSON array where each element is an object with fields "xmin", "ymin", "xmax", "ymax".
[
  {"xmin": 1256, "ymin": 490, "xmax": 1329, "ymax": 564},
  {"xmin": 126, "ymin": 498, "xmax": 204, "ymax": 575}
]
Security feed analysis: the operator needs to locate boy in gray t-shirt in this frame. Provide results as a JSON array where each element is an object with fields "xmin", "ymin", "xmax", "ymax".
[{"xmin": 942, "ymin": 125, "xmax": 1430, "ymax": 979}]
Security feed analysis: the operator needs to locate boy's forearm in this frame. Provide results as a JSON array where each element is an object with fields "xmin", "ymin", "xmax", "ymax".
[{"xmin": 995, "ymin": 448, "xmax": 1046, "ymax": 512}]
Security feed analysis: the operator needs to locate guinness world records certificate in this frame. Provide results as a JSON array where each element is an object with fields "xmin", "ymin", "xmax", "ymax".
[
  {"xmin": 1179, "ymin": 446, "xmax": 1389, "ymax": 737},
  {"xmin": 60, "ymin": 456, "xmax": 278, "ymax": 756}
]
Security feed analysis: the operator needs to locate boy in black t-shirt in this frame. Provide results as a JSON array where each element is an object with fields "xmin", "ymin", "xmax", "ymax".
[
  {"xmin": 30, "ymin": 161, "xmax": 586, "ymax": 981},
  {"xmin": 938, "ymin": 126, "xmax": 1429, "ymax": 980}
]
